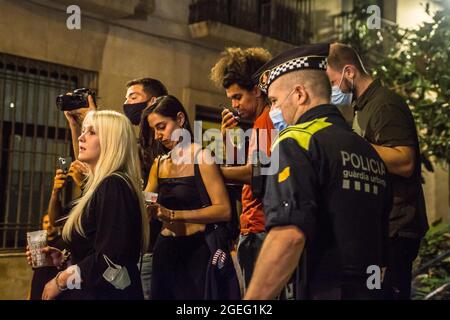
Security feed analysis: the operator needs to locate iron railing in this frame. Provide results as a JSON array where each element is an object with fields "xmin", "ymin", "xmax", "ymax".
[{"xmin": 189, "ymin": 0, "xmax": 312, "ymax": 45}]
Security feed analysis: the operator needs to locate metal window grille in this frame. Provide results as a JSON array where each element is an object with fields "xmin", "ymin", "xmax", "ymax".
[
  {"xmin": 189, "ymin": 0, "xmax": 312, "ymax": 45},
  {"xmin": 0, "ymin": 53, "xmax": 97, "ymax": 250}
]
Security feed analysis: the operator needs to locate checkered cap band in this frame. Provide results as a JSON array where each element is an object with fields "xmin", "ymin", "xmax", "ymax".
[{"xmin": 259, "ymin": 56, "xmax": 328, "ymax": 92}]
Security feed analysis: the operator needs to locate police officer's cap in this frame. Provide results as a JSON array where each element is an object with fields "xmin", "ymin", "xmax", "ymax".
[{"xmin": 253, "ymin": 43, "xmax": 329, "ymax": 92}]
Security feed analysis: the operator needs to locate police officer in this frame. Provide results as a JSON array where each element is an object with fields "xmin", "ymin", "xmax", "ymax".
[{"xmin": 244, "ymin": 44, "xmax": 392, "ymax": 300}]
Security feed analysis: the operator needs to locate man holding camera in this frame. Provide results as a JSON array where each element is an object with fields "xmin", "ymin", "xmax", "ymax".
[
  {"xmin": 63, "ymin": 78, "xmax": 167, "ymax": 161},
  {"xmin": 61, "ymin": 91, "xmax": 97, "ymax": 159}
]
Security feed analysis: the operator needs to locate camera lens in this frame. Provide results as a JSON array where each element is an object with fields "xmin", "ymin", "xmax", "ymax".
[{"xmin": 56, "ymin": 95, "xmax": 64, "ymax": 110}]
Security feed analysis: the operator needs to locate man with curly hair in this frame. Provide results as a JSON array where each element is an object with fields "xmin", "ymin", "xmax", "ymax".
[{"xmin": 210, "ymin": 47, "xmax": 276, "ymax": 293}]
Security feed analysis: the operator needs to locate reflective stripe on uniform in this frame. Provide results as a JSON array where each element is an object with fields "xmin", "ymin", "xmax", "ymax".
[
  {"xmin": 272, "ymin": 117, "xmax": 332, "ymax": 151},
  {"xmin": 278, "ymin": 166, "xmax": 291, "ymax": 183}
]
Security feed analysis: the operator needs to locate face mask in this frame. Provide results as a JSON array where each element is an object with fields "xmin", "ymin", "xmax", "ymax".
[
  {"xmin": 269, "ymin": 108, "xmax": 288, "ymax": 132},
  {"xmin": 330, "ymin": 67, "xmax": 353, "ymax": 106},
  {"xmin": 102, "ymin": 254, "xmax": 131, "ymax": 290},
  {"xmin": 123, "ymin": 100, "xmax": 149, "ymax": 125},
  {"xmin": 269, "ymin": 88, "xmax": 295, "ymax": 132},
  {"xmin": 331, "ymin": 86, "xmax": 353, "ymax": 105}
]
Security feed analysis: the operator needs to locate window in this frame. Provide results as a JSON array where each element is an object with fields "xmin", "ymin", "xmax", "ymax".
[
  {"xmin": 189, "ymin": 0, "xmax": 312, "ymax": 45},
  {"xmin": 0, "ymin": 53, "xmax": 97, "ymax": 250}
]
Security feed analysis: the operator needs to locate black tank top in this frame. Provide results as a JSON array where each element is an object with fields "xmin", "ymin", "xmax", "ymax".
[{"xmin": 157, "ymin": 154, "xmax": 211, "ymax": 211}]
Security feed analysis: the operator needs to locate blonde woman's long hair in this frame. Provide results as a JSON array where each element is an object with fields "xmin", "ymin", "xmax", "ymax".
[{"xmin": 62, "ymin": 110, "xmax": 149, "ymax": 253}]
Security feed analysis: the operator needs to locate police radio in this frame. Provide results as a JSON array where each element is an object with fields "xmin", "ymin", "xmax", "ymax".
[{"xmin": 251, "ymin": 128, "xmax": 265, "ymax": 199}]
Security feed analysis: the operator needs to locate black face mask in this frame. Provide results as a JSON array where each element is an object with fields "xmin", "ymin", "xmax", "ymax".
[{"xmin": 123, "ymin": 100, "xmax": 149, "ymax": 125}]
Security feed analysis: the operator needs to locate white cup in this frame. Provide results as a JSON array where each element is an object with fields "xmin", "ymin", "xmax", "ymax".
[
  {"xmin": 27, "ymin": 230, "xmax": 52, "ymax": 268},
  {"xmin": 142, "ymin": 191, "xmax": 158, "ymax": 205}
]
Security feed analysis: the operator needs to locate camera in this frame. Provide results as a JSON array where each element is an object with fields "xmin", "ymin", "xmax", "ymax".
[{"xmin": 56, "ymin": 88, "xmax": 96, "ymax": 111}]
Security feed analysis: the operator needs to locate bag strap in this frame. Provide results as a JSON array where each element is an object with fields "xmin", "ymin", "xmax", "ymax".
[
  {"xmin": 139, "ymin": 253, "xmax": 144, "ymax": 274},
  {"xmin": 156, "ymin": 155, "xmax": 161, "ymax": 182},
  {"xmin": 193, "ymin": 148, "xmax": 212, "ymax": 207},
  {"xmin": 255, "ymin": 127, "xmax": 260, "ymax": 163},
  {"xmin": 111, "ymin": 172, "xmax": 132, "ymax": 189},
  {"xmin": 103, "ymin": 254, "xmax": 120, "ymax": 269}
]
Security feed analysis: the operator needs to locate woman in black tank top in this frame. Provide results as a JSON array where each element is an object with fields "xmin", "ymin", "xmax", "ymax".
[{"xmin": 140, "ymin": 95, "xmax": 231, "ymax": 299}]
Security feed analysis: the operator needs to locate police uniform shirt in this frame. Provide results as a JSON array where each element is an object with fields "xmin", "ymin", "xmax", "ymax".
[
  {"xmin": 353, "ymin": 79, "xmax": 428, "ymax": 239},
  {"xmin": 264, "ymin": 104, "xmax": 392, "ymax": 290}
]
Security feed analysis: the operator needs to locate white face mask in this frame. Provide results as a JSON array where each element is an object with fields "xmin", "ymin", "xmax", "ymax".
[
  {"xmin": 269, "ymin": 88, "xmax": 296, "ymax": 132},
  {"xmin": 269, "ymin": 107, "xmax": 288, "ymax": 132},
  {"xmin": 331, "ymin": 67, "xmax": 353, "ymax": 106},
  {"xmin": 102, "ymin": 254, "xmax": 131, "ymax": 290}
]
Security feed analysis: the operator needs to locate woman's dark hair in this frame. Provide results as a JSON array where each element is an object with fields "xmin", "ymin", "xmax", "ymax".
[{"xmin": 139, "ymin": 95, "xmax": 193, "ymax": 178}]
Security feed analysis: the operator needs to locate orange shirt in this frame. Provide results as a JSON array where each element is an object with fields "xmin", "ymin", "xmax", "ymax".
[{"xmin": 240, "ymin": 107, "xmax": 274, "ymax": 234}]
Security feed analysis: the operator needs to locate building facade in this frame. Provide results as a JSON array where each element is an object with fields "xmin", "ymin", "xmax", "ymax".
[{"xmin": 0, "ymin": 0, "xmax": 447, "ymax": 299}]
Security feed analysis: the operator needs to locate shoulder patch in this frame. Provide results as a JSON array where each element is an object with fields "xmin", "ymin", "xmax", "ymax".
[
  {"xmin": 272, "ymin": 117, "xmax": 332, "ymax": 151},
  {"xmin": 278, "ymin": 166, "xmax": 290, "ymax": 183}
]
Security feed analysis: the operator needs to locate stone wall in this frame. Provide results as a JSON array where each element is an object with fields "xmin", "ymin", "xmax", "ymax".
[{"xmin": 0, "ymin": 253, "xmax": 33, "ymax": 300}]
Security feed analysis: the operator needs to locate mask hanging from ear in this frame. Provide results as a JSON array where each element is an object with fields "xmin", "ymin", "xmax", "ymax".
[
  {"xmin": 331, "ymin": 85, "xmax": 353, "ymax": 105},
  {"xmin": 268, "ymin": 88, "xmax": 296, "ymax": 132},
  {"xmin": 269, "ymin": 108, "xmax": 288, "ymax": 132},
  {"xmin": 330, "ymin": 67, "xmax": 354, "ymax": 106}
]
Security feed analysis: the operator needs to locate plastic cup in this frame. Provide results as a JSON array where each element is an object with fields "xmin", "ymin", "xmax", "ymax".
[
  {"xmin": 143, "ymin": 192, "xmax": 158, "ymax": 205},
  {"xmin": 27, "ymin": 230, "xmax": 52, "ymax": 268}
]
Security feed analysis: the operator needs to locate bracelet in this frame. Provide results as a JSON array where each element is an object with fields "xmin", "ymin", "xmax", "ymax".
[{"xmin": 54, "ymin": 271, "xmax": 68, "ymax": 291}]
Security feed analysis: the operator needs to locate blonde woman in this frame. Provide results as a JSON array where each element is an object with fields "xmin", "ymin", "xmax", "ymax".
[{"xmin": 29, "ymin": 110, "xmax": 149, "ymax": 300}]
